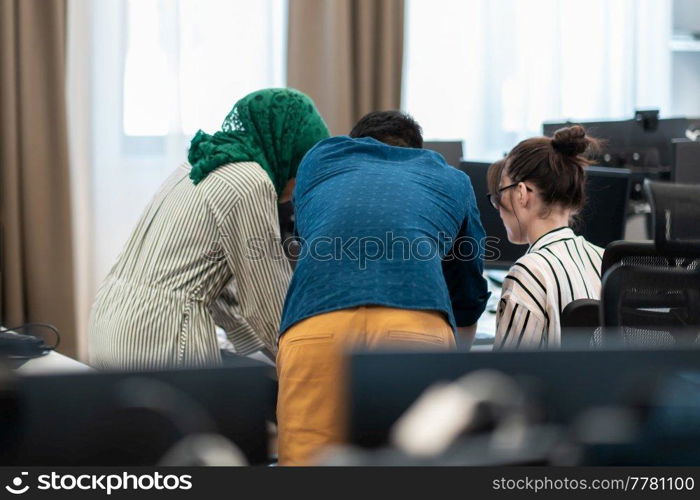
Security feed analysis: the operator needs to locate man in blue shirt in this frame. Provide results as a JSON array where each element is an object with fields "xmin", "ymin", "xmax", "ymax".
[{"xmin": 276, "ymin": 111, "xmax": 489, "ymax": 465}]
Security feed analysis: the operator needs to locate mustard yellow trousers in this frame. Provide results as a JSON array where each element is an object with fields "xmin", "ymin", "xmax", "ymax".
[{"xmin": 276, "ymin": 306, "xmax": 455, "ymax": 465}]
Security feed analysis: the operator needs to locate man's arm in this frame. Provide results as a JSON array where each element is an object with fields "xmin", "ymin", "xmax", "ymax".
[
  {"xmin": 455, "ymin": 324, "xmax": 477, "ymax": 349},
  {"xmin": 442, "ymin": 179, "xmax": 490, "ymax": 349}
]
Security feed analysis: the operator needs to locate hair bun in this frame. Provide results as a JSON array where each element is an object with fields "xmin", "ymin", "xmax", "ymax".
[{"xmin": 551, "ymin": 125, "xmax": 589, "ymax": 156}]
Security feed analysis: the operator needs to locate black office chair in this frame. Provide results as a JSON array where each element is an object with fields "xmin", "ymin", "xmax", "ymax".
[
  {"xmin": 575, "ymin": 181, "xmax": 700, "ymax": 348},
  {"xmin": 600, "ymin": 240, "xmax": 700, "ymax": 276},
  {"xmin": 560, "ymin": 299, "xmax": 601, "ymax": 349},
  {"xmin": 563, "ymin": 238, "xmax": 692, "ymax": 347},
  {"xmin": 561, "ymin": 241, "xmax": 668, "ymax": 347},
  {"xmin": 600, "ymin": 264, "xmax": 700, "ymax": 347},
  {"xmin": 600, "ymin": 181, "xmax": 700, "ymax": 275},
  {"xmin": 564, "ymin": 240, "xmax": 700, "ymax": 348}
]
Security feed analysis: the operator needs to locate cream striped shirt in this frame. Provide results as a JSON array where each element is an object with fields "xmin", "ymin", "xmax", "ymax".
[
  {"xmin": 494, "ymin": 227, "xmax": 603, "ymax": 350},
  {"xmin": 88, "ymin": 162, "xmax": 291, "ymax": 369}
]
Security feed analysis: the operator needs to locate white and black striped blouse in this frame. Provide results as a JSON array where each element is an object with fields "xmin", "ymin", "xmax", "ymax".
[{"xmin": 494, "ymin": 227, "xmax": 603, "ymax": 350}]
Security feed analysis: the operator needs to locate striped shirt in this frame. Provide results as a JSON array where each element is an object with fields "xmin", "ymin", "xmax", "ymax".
[
  {"xmin": 88, "ymin": 162, "xmax": 291, "ymax": 370},
  {"xmin": 494, "ymin": 227, "xmax": 603, "ymax": 350}
]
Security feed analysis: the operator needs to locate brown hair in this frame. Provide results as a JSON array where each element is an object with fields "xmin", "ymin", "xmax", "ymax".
[
  {"xmin": 504, "ymin": 125, "xmax": 600, "ymax": 216},
  {"xmin": 487, "ymin": 158, "xmax": 506, "ymax": 201}
]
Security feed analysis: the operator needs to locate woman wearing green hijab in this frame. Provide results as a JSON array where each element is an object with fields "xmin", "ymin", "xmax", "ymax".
[{"xmin": 88, "ymin": 88, "xmax": 329, "ymax": 369}]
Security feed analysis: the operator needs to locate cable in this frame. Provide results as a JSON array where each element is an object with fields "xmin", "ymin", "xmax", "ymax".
[{"xmin": 4, "ymin": 323, "xmax": 60, "ymax": 351}]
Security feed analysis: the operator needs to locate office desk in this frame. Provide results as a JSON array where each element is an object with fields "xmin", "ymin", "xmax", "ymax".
[
  {"xmin": 16, "ymin": 351, "xmax": 93, "ymax": 376},
  {"xmin": 473, "ymin": 311, "xmax": 497, "ymax": 352},
  {"xmin": 470, "ymin": 270, "xmax": 503, "ymax": 351}
]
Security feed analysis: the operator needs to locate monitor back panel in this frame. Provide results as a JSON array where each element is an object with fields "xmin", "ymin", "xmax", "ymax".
[
  {"xmin": 349, "ymin": 348, "xmax": 700, "ymax": 448},
  {"xmin": 459, "ymin": 161, "xmax": 527, "ymax": 269},
  {"xmin": 425, "ymin": 141, "xmax": 464, "ymax": 168},
  {"xmin": 672, "ymin": 139, "xmax": 700, "ymax": 184},
  {"xmin": 5, "ymin": 361, "xmax": 276, "ymax": 465}
]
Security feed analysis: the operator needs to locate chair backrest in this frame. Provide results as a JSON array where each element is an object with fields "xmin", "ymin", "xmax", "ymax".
[
  {"xmin": 601, "ymin": 264, "xmax": 700, "ymax": 347},
  {"xmin": 594, "ymin": 182, "xmax": 700, "ymax": 347},
  {"xmin": 601, "ymin": 240, "xmax": 700, "ymax": 277},
  {"xmin": 560, "ymin": 298, "xmax": 601, "ymax": 349},
  {"xmin": 561, "ymin": 299, "xmax": 600, "ymax": 329},
  {"xmin": 563, "ymin": 239, "xmax": 680, "ymax": 345}
]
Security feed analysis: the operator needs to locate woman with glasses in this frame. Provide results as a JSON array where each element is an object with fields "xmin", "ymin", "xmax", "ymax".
[{"xmin": 487, "ymin": 125, "xmax": 604, "ymax": 350}]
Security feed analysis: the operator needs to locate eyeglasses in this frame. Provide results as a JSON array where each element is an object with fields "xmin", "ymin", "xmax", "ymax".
[{"xmin": 487, "ymin": 182, "xmax": 532, "ymax": 210}]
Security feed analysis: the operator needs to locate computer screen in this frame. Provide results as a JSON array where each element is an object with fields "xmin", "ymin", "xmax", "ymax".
[
  {"xmin": 543, "ymin": 117, "xmax": 700, "ymax": 168},
  {"xmin": 459, "ymin": 161, "xmax": 528, "ymax": 269},
  {"xmin": 459, "ymin": 162, "xmax": 630, "ymax": 268},
  {"xmin": 672, "ymin": 139, "xmax": 700, "ymax": 184},
  {"xmin": 578, "ymin": 166, "xmax": 631, "ymax": 248},
  {"xmin": 424, "ymin": 141, "xmax": 464, "ymax": 168}
]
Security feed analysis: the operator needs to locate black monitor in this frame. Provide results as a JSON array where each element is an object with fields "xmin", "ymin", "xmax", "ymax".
[
  {"xmin": 424, "ymin": 141, "xmax": 463, "ymax": 167},
  {"xmin": 577, "ymin": 166, "xmax": 631, "ymax": 248},
  {"xmin": 671, "ymin": 139, "xmax": 700, "ymax": 184},
  {"xmin": 459, "ymin": 162, "xmax": 630, "ymax": 268},
  {"xmin": 459, "ymin": 161, "xmax": 527, "ymax": 269},
  {"xmin": 543, "ymin": 116, "xmax": 700, "ymax": 169},
  {"xmin": 348, "ymin": 348, "xmax": 700, "ymax": 449},
  {"xmin": 1, "ymin": 359, "xmax": 276, "ymax": 465}
]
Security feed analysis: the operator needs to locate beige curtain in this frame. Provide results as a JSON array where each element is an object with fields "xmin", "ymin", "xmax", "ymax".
[
  {"xmin": 287, "ymin": 0, "xmax": 405, "ymax": 135},
  {"xmin": 0, "ymin": 0, "xmax": 77, "ymax": 357}
]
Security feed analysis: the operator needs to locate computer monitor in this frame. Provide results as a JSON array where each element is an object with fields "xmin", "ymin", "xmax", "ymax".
[
  {"xmin": 348, "ymin": 348, "xmax": 700, "ymax": 448},
  {"xmin": 2, "ymin": 359, "xmax": 276, "ymax": 465},
  {"xmin": 577, "ymin": 166, "xmax": 631, "ymax": 248},
  {"xmin": 459, "ymin": 161, "xmax": 527, "ymax": 269},
  {"xmin": 424, "ymin": 141, "xmax": 464, "ymax": 167},
  {"xmin": 671, "ymin": 139, "xmax": 700, "ymax": 184},
  {"xmin": 543, "ymin": 116, "xmax": 700, "ymax": 169},
  {"xmin": 459, "ymin": 162, "xmax": 630, "ymax": 268}
]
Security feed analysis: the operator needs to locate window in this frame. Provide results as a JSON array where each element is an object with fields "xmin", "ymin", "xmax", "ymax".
[
  {"xmin": 86, "ymin": 0, "xmax": 287, "ymax": 285},
  {"xmin": 122, "ymin": 0, "xmax": 287, "ymax": 146},
  {"xmin": 403, "ymin": 0, "xmax": 672, "ymax": 160}
]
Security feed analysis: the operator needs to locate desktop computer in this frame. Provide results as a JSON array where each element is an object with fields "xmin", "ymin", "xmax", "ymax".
[
  {"xmin": 348, "ymin": 348, "xmax": 700, "ymax": 449},
  {"xmin": 1, "ymin": 359, "xmax": 276, "ymax": 465},
  {"xmin": 459, "ymin": 161, "xmax": 528, "ymax": 269},
  {"xmin": 543, "ymin": 114, "xmax": 700, "ymax": 201},
  {"xmin": 577, "ymin": 166, "xmax": 631, "ymax": 248},
  {"xmin": 543, "ymin": 114, "xmax": 700, "ymax": 170},
  {"xmin": 671, "ymin": 139, "xmax": 700, "ymax": 184},
  {"xmin": 424, "ymin": 141, "xmax": 464, "ymax": 168},
  {"xmin": 459, "ymin": 162, "xmax": 630, "ymax": 269}
]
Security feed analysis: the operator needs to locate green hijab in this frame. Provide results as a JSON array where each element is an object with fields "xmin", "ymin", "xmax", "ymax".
[{"xmin": 188, "ymin": 88, "xmax": 329, "ymax": 194}]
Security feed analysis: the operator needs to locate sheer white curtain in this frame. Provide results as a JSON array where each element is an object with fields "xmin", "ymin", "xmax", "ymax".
[
  {"xmin": 67, "ymin": 0, "xmax": 286, "ymax": 357},
  {"xmin": 403, "ymin": 0, "xmax": 672, "ymax": 160}
]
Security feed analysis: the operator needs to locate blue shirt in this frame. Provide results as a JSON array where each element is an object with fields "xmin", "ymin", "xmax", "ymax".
[{"xmin": 279, "ymin": 136, "xmax": 489, "ymax": 334}]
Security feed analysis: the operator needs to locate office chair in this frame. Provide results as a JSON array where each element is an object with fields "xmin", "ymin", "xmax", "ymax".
[
  {"xmin": 595, "ymin": 182, "xmax": 700, "ymax": 347},
  {"xmin": 565, "ymin": 239, "xmax": 700, "ymax": 348},
  {"xmin": 601, "ymin": 240, "xmax": 700, "ymax": 276},
  {"xmin": 563, "ymin": 238, "xmax": 685, "ymax": 348},
  {"xmin": 601, "ymin": 264, "xmax": 700, "ymax": 347},
  {"xmin": 560, "ymin": 299, "xmax": 601, "ymax": 349},
  {"xmin": 568, "ymin": 181, "xmax": 700, "ymax": 348},
  {"xmin": 561, "ymin": 241, "xmax": 669, "ymax": 347}
]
